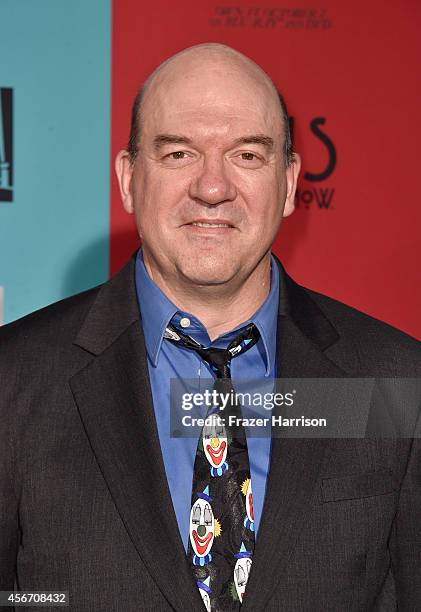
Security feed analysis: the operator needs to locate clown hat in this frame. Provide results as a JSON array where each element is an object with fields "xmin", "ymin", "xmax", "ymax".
[
  {"xmin": 197, "ymin": 485, "xmax": 212, "ymax": 503},
  {"xmin": 234, "ymin": 542, "xmax": 252, "ymax": 559}
]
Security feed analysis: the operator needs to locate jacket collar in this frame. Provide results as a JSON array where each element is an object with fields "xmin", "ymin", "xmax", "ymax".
[{"xmin": 73, "ymin": 252, "xmax": 140, "ymax": 355}]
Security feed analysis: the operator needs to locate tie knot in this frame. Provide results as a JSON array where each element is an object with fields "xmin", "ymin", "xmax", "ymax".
[
  {"xmin": 163, "ymin": 321, "xmax": 260, "ymax": 379},
  {"xmin": 197, "ymin": 347, "xmax": 231, "ymax": 378}
]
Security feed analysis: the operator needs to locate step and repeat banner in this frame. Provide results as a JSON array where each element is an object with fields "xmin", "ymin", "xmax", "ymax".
[{"xmin": 1, "ymin": 0, "xmax": 420, "ymax": 339}]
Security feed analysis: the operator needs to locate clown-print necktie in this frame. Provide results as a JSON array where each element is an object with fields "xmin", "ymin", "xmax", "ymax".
[{"xmin": 164, "ymin": 321, "xmax": 260, "ymax": 611}]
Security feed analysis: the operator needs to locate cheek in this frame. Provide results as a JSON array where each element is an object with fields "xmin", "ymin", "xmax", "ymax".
[
  {"xmin": 132, "ymin": 192, "xmax": 167, "ymax": 239},
  {"xmin": 248, "ymin": 199, "xmax": 284, "ymax": 239},
  {"xmin": 133, "ymin": 173, "xmax": 187, "ymax": 232},
  {"xmin": 239, "ymin": 177, "xmax": 283, "ymax": 224}
]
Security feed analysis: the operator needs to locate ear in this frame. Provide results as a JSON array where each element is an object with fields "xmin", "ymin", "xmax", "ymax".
[
  {"xmin": 115, "ymin": 150, "xmax": 135, "ymax": 214},
  {"xmin": 282, "ymin": 152, "xmax": 301, "ymax": 218}
]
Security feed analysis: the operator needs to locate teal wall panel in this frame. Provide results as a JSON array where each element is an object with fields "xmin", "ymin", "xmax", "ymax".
[{"xmin": 0, "ymin": 0, "xmax": 111, "ymax": 324}]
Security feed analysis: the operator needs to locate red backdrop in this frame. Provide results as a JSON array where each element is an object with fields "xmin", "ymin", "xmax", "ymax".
[{"xmin": 110, "ymin": 0, "xmax": 421, "ymax": 339}]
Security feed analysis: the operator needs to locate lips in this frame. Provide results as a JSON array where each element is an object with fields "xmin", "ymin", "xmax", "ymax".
[
  {"xmin": 186, "ymin": 218, "xmax": 235, "ymax": 228},
  {"xmin": 206, "ymin": 441, "xmax": 227, "ymax": 465},
  {"xmin": 183, "ymin": 218, "xmax": 236, "ymax": 233},
  {"xmin": 192, "ymin": 530, "xmax": 213, "ymax": 555}
]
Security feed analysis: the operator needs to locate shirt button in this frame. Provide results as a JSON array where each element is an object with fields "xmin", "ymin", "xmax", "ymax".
[{"xmin": 180, "ymin": 317, "xmax": 190, "ymax": 328}]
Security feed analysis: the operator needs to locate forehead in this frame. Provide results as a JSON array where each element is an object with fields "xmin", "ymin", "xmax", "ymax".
[{"xmin": 140, "ymin": 60, "xmax": 282, "ymax": 144}]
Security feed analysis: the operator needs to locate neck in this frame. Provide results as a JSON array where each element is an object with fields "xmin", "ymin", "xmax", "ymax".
[{"xmin": 142, "ymin": 252, "xmax": 272, "ymax": 341}]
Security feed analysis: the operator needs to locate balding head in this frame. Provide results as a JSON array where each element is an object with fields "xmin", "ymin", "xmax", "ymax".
[{"xmin": 128, "ymin": 43, "xmax": 293, "ymax": 166}]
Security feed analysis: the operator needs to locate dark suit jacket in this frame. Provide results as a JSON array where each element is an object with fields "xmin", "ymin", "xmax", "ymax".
[{"xmin": 1, "ymin": 254, "xmax": 421, "ymax": 611}]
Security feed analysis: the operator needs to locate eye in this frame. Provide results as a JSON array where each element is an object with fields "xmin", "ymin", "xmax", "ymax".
[
  {"xmin": 168, "ymin": 151, "xmax": 186, "ymax": 159},
  {"xmin": 192, "ymin": 505, "xmax": 201, "ymax": 524},
  {"xmin": 236, "ymin": 565, "xmax": 246, "ymax": 586},
  {"xmin": 204, "ymin": 504, "xmax": 213, "ymax": 526},
  {"xmin": 161, "ymin": 150, "xmax": 195, "ymax": 167},
  {"xmin": 203, "ymin": 427, "xmax": 212, "ymax": 439},
  {"xmin": 233, "ymin": 150, "xmax": 265, "ymax": 168}
]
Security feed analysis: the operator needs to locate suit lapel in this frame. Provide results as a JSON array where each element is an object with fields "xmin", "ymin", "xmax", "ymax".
[
  {"xmin": 69, "ymin": 257, "xmax": 203, "ymax": 611},
  {"xmin": 242, "ymin": 258, "xmax": 349, "ymax": 611}
]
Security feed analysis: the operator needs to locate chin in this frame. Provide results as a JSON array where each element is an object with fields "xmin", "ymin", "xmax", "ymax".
[{"xmin": 178, "ymin": 257, "xmax": 237, "ymax": 286}]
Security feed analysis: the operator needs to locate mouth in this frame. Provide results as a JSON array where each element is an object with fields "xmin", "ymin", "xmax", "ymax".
[
  {"xmin": 206, "ymin": 441, "xmax": 227, "ymax": 465},
  {"xmin": 191, "ymin": 222, "xmax": 232, "ymax": 228},
  {"xmin": 192, "ymin": 530, "xmax": 213, "ymax": 555},
  {"xmin": 183, "ymin": 219, "xmax": 236, "ymax": 233},
  {"xmin": 248, "ymin": 492, "xmax": 254, "ymax": 521}
]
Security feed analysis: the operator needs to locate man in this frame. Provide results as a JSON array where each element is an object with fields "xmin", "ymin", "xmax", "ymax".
[{"xmin": 1, "ymin": 43, "xmax": 420, "ymax": 611}]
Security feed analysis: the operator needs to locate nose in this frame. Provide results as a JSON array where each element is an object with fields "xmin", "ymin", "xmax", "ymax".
[
  {"xmin": 189, "ymin": 155, "xmax": 237, "ymax": 205},
  {"xmin": 211, "ymin": 437, "xmax": 219, "ymax": 449}
]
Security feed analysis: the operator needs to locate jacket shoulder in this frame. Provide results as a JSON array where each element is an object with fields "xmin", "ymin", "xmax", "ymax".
[
  {"xmin": 303, "ymin": 286, "xmax": 421, "ymax": 373},
  {"xmin": 0, "ymin": 284, "xmax": 102, "ymax": 351}
]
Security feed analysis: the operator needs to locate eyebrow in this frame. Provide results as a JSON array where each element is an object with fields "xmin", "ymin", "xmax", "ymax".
[
  {"xmin": 153, "ymin": 134, "xmax": 193, "ymax": 150},
  {"xmin": 231, "ymin": 135, "xmax": 274, "ymax": 151},
  {"xmin": 152, "ymin": 133, "xmax": 275, "ymax": 152}
]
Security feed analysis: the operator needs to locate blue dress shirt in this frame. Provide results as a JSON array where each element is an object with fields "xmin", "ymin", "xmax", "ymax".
[{"xmin": 135, "ymin": 249, "xmax": 279, "ymax": 551}]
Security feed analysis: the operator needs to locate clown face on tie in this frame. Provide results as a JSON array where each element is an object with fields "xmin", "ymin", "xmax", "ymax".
[
  {"xmin": 189, "ymin": 486, "xmax": 221, "ymax": 566},
  {"xmin": 202, "ymin": 418, "xmax": 229, "ymax": 476},
  {"xmin": 234, "ymin": 542, "xmax": 253, "ymax": 602}
]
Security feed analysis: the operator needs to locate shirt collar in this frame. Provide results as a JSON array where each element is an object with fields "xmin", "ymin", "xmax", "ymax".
[{"xmin": 135, "ymin": 248, "xmax": 279, "ymax": 376}]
